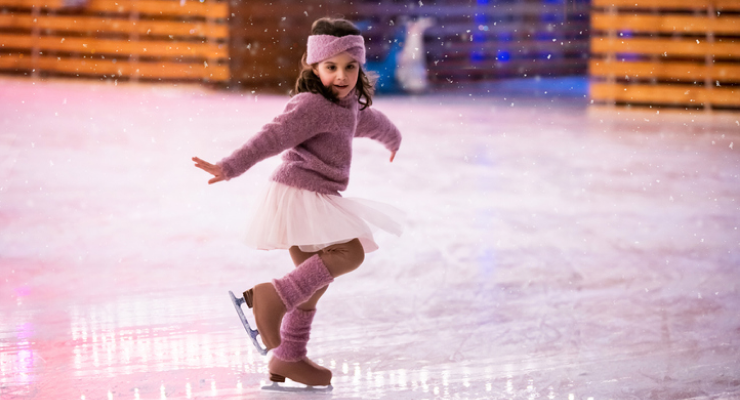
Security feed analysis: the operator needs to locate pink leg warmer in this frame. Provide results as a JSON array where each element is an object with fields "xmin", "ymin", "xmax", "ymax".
[
  {"xmin": 272, "ymin": 254, "xmax": 334, "ymax": 312},
  {"xmin": 272, "ymin": 308, "xmax": 315, "ymax": 362}
]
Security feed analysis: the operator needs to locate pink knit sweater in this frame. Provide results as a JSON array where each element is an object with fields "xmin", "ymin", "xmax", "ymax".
[{"xmin": 217, "ymin": 92, "xmax": 402, "ymax": 195}]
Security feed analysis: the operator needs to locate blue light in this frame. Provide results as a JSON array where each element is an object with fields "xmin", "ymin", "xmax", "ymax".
[
  {"xmin": 497, "ymin": 50, "xmax": 510, "ymax": 61},
  {"xmin": 498, "ymin": 32, "xmax": 513, "ymax": 42}
]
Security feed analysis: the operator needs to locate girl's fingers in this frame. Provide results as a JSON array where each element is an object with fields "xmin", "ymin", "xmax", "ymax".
[
  {"xmin": 192, "ymin": 157, "xmax": 214, "ymax": 168},
  {"xmin": 390, "ymin": 151, "xmax": 396, "ymax": 162},
  {"xmin": 193, "ymin": 156, "xmax": 225, "ymax": 184},
  {"xmin": 208, "ymin": 175, "xmax": 225, "ymax": 185}
]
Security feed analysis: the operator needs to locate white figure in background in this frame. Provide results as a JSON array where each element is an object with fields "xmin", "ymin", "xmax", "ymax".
[{"xmin": 396, "ymin": 17, "xmax": 435, "ymax": 94}]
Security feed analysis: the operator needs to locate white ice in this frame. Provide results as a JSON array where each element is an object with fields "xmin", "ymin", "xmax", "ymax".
[{"xmin": 0, "ymin": 78, "xmax": 739, "ymax": 399}]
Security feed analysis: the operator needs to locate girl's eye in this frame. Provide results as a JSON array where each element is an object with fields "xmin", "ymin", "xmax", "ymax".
[
  {"xmin": 327, "ymin": 66, "xmax": 336, "ymax": 71},
  {"xmin": 347, "ymin": 65, "xmax": 355, "ymax": 70}
]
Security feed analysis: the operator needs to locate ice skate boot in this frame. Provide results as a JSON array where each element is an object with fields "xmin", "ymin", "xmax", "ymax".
[
  {"xmin": 263, "ymin": 357, "xmax": 332, "ymax": 391},
  {"xmin": 237, "ymin": 254, "xmax": 334, "ymax": 354},
  {"xmin": 242, "ymin": 283, "xmax": 285, "ymax": 351},
  {"xmin": 262, "ymin": 308, "xmax": 332, "ymax": 391}
]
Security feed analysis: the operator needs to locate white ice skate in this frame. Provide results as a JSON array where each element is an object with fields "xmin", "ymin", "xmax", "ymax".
[{"xmin": 228, "ymin": 290, "xmax": 268, "ymax": 356}]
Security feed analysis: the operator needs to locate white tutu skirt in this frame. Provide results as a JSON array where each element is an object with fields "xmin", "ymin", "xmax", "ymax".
[{"xmin": 245, "ymin": 181, "xmax": 403, "ymax": 253}]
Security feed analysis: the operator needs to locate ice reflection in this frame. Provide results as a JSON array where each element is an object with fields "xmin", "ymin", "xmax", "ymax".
[
  {"xmin": 67, "ymin": 293, "xmax": 257, "ymax": 380},
  {"xmin": 0, "ymin": 322, "xmax": 38, "ymax": 387}
]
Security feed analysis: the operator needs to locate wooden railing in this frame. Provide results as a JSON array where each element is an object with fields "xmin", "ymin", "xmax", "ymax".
[
  {"xmin": 0, "ymin": 0, "xmax": 229, "ymax": 82},
  {"xmin": 590, "ymin": 0, "xmax": 740, "ymax": 110}
]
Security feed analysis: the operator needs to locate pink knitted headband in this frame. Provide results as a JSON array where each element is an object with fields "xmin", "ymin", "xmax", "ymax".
[{"xmin": 306, "ymin": 35, "xmax": 366, "ymax": 65}]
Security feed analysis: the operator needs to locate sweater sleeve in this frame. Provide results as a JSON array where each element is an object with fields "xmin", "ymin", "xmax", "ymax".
[
  {"xmin": 355, "ymin": 107, "xmax": 402, "ymax": 152},
  {"xmin": 217, "ymin": 94, "xmax": 323, "ymax": 180}
]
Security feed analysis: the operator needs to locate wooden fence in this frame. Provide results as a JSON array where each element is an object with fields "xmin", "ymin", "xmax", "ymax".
[
  {"xmin": 0, "ymin": 0, "xmax": 229, "ymax": 82},
  {"xmin": 590, "ymin": 0, "xmax": 740, "ymax": 110}
]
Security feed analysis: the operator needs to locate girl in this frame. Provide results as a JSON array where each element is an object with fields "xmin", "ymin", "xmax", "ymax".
[{"xmin": 193, "ymin": 18, "xmax": 403, "ymax": 387}]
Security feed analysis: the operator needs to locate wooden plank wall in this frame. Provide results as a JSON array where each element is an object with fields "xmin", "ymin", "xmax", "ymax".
[
  {"xmin": 229, "ymin": 0, "xmax": 591, "ymax": 92},
  {"xmin": 590, "ymin": 0, "xmax": 740, "ymax": 110},
  {"xmin": 0, "ymin": 0, "xmax": 229, "ymax": 82},
  {"xmin": 228, "ymin": 0, "xmax": 340, "ymax": 91}
]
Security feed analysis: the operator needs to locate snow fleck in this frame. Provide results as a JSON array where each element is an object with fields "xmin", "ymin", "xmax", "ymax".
[
  {"xmin": 730, "ymin": 142, "xmax": 734, "ymax": 150},
  {"xmin": 204, "ymin": 61, "xmax": 208, "ymax": 67}
]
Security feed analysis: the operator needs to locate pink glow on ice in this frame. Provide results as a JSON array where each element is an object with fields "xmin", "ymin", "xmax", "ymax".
[{"xmin": 0, "ymin": 78, "xmax": 739, "ymax": 399}]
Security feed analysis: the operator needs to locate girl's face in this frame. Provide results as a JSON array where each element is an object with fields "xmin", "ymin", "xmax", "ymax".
[{"xmin": 312, "ymin": 52, "xmax": 360, "ymax": 99}]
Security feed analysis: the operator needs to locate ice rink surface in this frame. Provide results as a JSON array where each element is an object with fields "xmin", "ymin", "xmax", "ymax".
[{"xmin": 1, "ymin": 78, "xmax": 739, "ymax": 400}]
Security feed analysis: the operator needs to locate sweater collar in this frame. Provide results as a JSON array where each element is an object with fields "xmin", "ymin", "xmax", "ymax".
[{"xmin": 337, "ymin": 90, "xmax": 359, "ymax": 109}]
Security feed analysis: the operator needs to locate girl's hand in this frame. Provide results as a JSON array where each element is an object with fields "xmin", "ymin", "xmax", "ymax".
[
  {"xmin": 192, "ymin": 157, "xmax": 226, "ymax": 184},
  {"xmin": 390, "ymin": 151, "xmax": 397, "ymax": 163}
]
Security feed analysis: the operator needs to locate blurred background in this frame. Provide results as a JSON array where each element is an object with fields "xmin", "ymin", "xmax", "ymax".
[{"xmin": 0, "ymin": 0, "xmax": 737, "ymax": 110}]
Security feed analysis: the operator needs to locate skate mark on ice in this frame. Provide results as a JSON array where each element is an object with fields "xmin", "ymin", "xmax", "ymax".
[{"xmin": 228, "ymin": 290, "xmax": 268, "ymax": 356}]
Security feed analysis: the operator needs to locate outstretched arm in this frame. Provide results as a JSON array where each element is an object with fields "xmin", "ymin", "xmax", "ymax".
[
  {"xmin": 192, "ymin": 157, "xmax": 226, "ymax": 184},
  {"xmin": 356, "ymin": 107, "xmax": 402, "ymax": 162},
  {"xmin": 211, "ymin": 94, "xmax": 323, "ymax": 181}
]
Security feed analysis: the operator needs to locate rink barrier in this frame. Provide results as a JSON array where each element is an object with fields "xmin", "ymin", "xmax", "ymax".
[
  {"xmin": 0, "ymin": 0, "xmax": 228, "ymax": 82},
  {"xmin": 228, "ymin": 0, "xmax": 591, "ymax": 91},
  {"xmin": 589, "ymin": 0, "xmax": 740, "ymax": 110},
  {"xmin": 414, "ymin": 1, "xmax": 592, "ymax": 84}
]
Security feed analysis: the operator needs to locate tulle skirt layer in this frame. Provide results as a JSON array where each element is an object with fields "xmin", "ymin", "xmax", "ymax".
[{"xmin": 245, "ymin": 181, "xmax": 403, "ymax": 253}]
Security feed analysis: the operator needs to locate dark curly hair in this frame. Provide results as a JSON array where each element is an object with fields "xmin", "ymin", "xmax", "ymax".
[{"xmin": 294, "ymin": 17, "xmax": 374, "ymax": 110}]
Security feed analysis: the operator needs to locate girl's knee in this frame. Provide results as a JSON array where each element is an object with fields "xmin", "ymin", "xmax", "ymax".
[
  {"xmin": 320, "ymin": 239, "xmax": 365, "ymax": 275},
  {"xmin": 346, "ymin": 239, "xmax": 365, "ymax": 270}
]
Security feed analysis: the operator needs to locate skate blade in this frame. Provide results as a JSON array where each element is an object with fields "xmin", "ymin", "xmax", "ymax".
[
  {"xmin": 228, "ymin": 290, "xmax": 268, "ymax": 356},
  {"xmin": 261, "ymin": 382, "xmax": 333, "ymax": 393}
]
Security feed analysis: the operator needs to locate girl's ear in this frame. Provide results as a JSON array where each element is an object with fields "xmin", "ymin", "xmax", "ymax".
[{"xmin": 311, "ymin": 64, "xmax": 320, "ymax": 76}]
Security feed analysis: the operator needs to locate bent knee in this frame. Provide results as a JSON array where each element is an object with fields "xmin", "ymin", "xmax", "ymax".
[
  {"xmin": 347, "ymin": 239, "xmax": 365, "ymax": 269},
  {"xmin": 321, "ymin": 239, "xmax": 365, "ymax": 276}
]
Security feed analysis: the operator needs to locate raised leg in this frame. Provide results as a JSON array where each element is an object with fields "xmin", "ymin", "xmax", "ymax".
[
  {"xmin": 287, "ymin": 239, "xmax": 365, "ymax": 310},
  {"xmin": 249, "ymin": 239, "xmax": 365, "ymax": 351}
]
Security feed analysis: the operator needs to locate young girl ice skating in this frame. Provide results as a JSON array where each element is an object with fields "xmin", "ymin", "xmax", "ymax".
[{"xmin": 193, "ymin": 18, "xmax": 402, "ymax": 388}]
